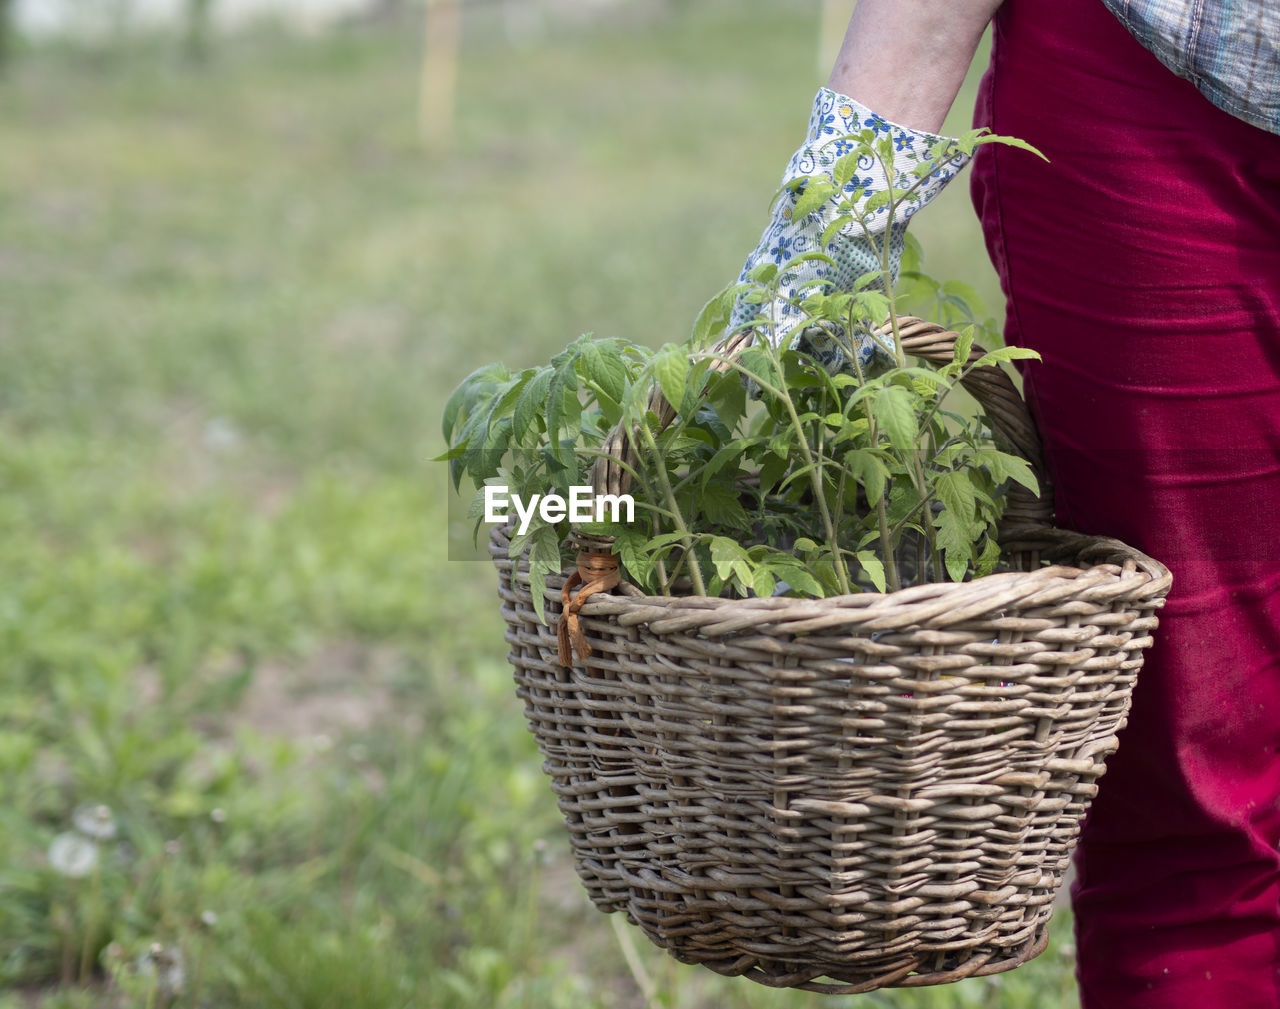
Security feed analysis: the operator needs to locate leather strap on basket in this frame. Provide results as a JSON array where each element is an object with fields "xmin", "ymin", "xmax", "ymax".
[{"xmin": 557, "ymin": 551, "xmax": 621, "ymax": 666}]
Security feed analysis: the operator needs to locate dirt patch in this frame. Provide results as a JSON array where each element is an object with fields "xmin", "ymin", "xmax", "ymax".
[{"xmin": 235, "ymin": 641, "xmax": 400, "ymax": 744}]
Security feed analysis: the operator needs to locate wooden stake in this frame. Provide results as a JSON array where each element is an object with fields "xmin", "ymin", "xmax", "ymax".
[
  {"xmin": 817, "ymin": 0, "xmax": 856, "ymax": 75},
  {"xmin": 421, "ymin": 0, "xmax": 461, "ymax": 151}
]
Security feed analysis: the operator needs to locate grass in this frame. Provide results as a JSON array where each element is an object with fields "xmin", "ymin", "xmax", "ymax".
[{"xmin": 0, "ymin": 3, "xmax": 1075, "ymax": 1006}]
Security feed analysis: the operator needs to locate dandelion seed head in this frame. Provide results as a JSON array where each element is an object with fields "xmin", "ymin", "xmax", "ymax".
[
  {"xmin": 73, "ymin": 803, "xmax": 118, "ymax": 841},
  {"xmin": 138, "ymin": 944, "xmax": 186, "ymax": 996},
  {"xmin": 49, "ymin": 832, "xmax": 99, "ymax": 878},
  {"xmin": 202, "ymin": 417, "xmax": 241, "ymax": 454},
  {"xmin": 210, "ymin": 807, "xmax": 227, "ymax": 824},
  {"xmin": 200, "ymin": 910, "xmax": 218, "ymax": 927}
]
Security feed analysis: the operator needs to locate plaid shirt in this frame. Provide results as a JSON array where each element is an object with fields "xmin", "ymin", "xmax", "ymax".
[{"xmin": 1101, "ymin": 0, "xmax": 1280, "ymax": 134}]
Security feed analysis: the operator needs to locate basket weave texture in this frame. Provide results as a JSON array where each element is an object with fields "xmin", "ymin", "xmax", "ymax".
[{"xmin": 491, "ymin": 320, "xmax": 1172, "ymax": 994}]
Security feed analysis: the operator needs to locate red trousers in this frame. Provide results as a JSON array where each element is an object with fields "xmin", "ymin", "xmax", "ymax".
[{"xmin": 971, "ymin": 1, "xmax": 1280, "ymax": 1005}]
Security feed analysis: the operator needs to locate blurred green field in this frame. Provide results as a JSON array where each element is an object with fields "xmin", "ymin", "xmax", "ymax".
[{"xmin": 0, "ymin": 3, "xmax": 1077, "ymax": 1007}]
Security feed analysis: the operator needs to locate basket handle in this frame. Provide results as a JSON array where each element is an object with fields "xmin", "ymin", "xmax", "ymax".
[{"xmin": 588, "ymin": 317, "xmax": 1052, "ymax": 528}]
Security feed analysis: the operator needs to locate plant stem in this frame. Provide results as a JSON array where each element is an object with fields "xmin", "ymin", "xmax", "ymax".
[
  {"xmin": 908, "ymin": 449, "xmax": 941, "ymax": 576},
  {"xmin": 873, "ymin": 146, "xmax": 943, "ymax": 578},
  {"xmin": 611, "ymin": 916, "xmax": 660, "ymax": 1009},
  {"xmin": 637, "ymin": 421, "xmax": 706, "ymax": 596},
  {"xmin": 888, "ymin": 496, "xmax": 929, "ymax": 541},
  {"xmin": 654, "ymin": 554, "xmax": 670, "ymax": 595},
  {"xmin": 915, "ymin": 352, "xmax": 982, "ymax": 441},
  {"xmin": 79, "ymin": 848, "xmax": 102, "ymax": 984},
  {"xmin": 877, "ymin": 491, "xmax": 901, "ymax": 593},
  {"xmin": 871, "ymin": 149, "xmax": 909, "ymax": 373},
  {"xmin": 827, "ymin": 393, "xmax": 852, "ymax": 567},
  {"xmin": 695, "ymin": 351, "xmax": 788, "ymax": 401},
  {"xmin": 757, "ymin": 330, "xmax": 852, "ymax": 596},
  {"xmin": 519, "ymin": 847, "xmax": 542, "ymax": 1009},
  {"xmin": 850, "ymin": 347, "xmax": 900, "ymax": 592}
]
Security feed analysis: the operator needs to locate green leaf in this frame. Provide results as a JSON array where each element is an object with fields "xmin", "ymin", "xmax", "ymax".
[
  {"xmin": 527, "ymin": 522, "xmax": 565, "ymax": 627},
  {"xmin": 782, "ymin": 251, "xmax": 839, "ymax": 272},
  {"xmin": 767, "ymin": 559, "xmax": 824, "ymax": 598},
  {"xmin": 830, "ymin": 414, "xmax": 870, "ymax": 446},
  {"xmin": 641, "ymin": 531, "xmax": 688, "ymax": 553},
  {"xmin": 545, "ymin": 359, "xmax": 580, "ymax": 463},
  {"xmin": 808, "ymin": 553, "xmax": 842, "ymax": 596},
  {"xmin": 735, "ymin": 347, "xmax": 777, "ymax": 391},
  {"xmin": 832, "ymin": 152, "xmax": 862, "ymax": 190},
  {"xmin": 699, "ymin": 481, "xmax": 752, "ymax": 531},
  {"xmin": 621, "ymin": 365, "xmax": 652, "ymax": 420},
  {"xmin": 983, "ymin": 450, "xmax": 1040, "ymax": 496},
  {"xmin": 710, "ymin": 536, "xmax": 752, "ymax": 587},
  {"xmin": 976, "ymin": 132, "xmax": 1049, "ymax": 161},
  {"xmin": 855, "ymin": 550, "xmax": 887, "ymax": 592},
  {"xmin": 952, "ymin": 327, "xmax": 975, "ymax": 370},
  {"xmin": 791, "ymin": 178, "xmax": 838, "ymax": 220},
  {"xmin": 972, "ymin": 346, "xmax": 1042, "ymax": 369},
  {"xmin": 976, "ymin": 536, "xmax": 1002, "ymax": 577},
  {"xmin": 458, "ymin": 410, "xmax": 501, "ymax": 484},
  {"xmin": 591, "ymin": 386, "xmax": 622, "ymax": 428},
  {"xmin": 844, "ymin": 449, "xmax": 888, "ymax": 507},
  {"xmin": 758, "ymin": 452, "xmax": 787, "ymax": 496},
  {"xmin": 442, "ymin": 362, "xmax": 507, "ymax": 441},
  {"xmin": 698, "ymin": 438, "xmax": 752, "ymax": 486},
  {"xmin": 942, "ymin": 280, "xmax": 984, "ymax": 316},
  {"xmin": 466, "ymin": 485, "xmax": 489, "ymax": 522},
  {"xmin": 820, "ymin": 213, "xmax": 853, "ymax": 250},
  {"xmin": 901, "ymin": 231, "xmax": 924, "ymax": 274},
  {"xmin": 872, "ymin": 385, "xmax": 918, "ymax": 452},
  {"xmin": 482, "ymin": 414, "xmax": 513, "ymax": 458},
  {"xmin": 580, "ymin": 340, "xmax": 628, "ymax": 403},
  {"xmin": 706, "ymin": 371, "xmax": 746, "ymax": 431},
  {"xmin": 614, "ymin": 527, "xmax": 654, "ymax": 588},
  {"xmin": 777, "ymin": 460, "xmax": 822, "ymax": 494},
  {"xmin": 896, "ymin": 366, "xmax": 952, "ymax": 389},
  {"xmin": 510, "ymin": 368, "xmax": 550, "ymax": 441},
  {"xmin": 934, "ymin": 509, "xmax": 972, "ymax": 584},
  {"xmin": 886, "ymin": 480, "xmax": 925, "ymax": 529},
  {"xmin": 657, "ymin": 431, "xmax": 708, "ymax": 460},
  {"xmin": 653, "ymin": 344, "xmax": 690, "ymax": 414},
  {"xmin": 751, "ymin": 566, "xmax": 777, "ymax": 599},
  {"xmin": 864, "ymin": 189, "xmax": 891, "ymax": 215},
  {"xmin": 692, "ymin": 285, "xmax": 737, "ymax": 347},
  {"xmin": 935, "ymin": 470, "xmax": 977, "ymax": 525}
]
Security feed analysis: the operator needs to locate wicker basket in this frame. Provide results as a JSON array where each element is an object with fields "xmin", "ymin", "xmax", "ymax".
[{"xmin": 490, "ymin": 320, "xmax": 1172, "ymax": 994}]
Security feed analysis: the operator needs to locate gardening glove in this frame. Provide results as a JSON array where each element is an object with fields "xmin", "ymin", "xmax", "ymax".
[{"xmin": 729, "ymin": 87, "xmax": 971, "ymax": 372}]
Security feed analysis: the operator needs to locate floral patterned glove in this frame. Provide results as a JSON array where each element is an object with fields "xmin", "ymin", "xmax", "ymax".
[{"xmin": 730, "ymin": 87, "xmax": 971, "ymax": 372}]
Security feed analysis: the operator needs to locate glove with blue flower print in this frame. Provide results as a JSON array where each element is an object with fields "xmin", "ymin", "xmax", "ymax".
[{"xmin": 730, "ymin": 87, "xmax": 971, "ymax": 372}]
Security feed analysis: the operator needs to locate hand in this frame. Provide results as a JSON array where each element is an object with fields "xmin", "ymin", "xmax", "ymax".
[{"xmin": 729, "ymin": 88, "xmax": 970, "ymax": 372}]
